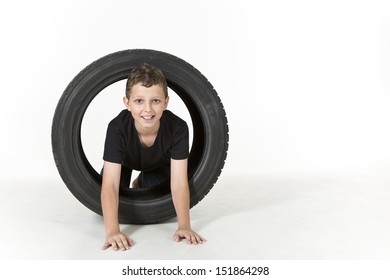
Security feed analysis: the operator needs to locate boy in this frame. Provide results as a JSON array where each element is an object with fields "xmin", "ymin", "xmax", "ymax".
[{"xmin": 101, "ymin": 63, "xmax": 205, "ymax": 251}]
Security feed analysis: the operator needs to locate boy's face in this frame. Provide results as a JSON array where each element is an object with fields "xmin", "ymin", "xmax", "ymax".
[{"xmin": 123, "ymin": 83, "xmax": 169, "ymax": 133}]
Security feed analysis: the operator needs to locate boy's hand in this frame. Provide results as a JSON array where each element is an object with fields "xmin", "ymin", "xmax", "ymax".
[
  {"xmin": 173, "ymin": 228, "xmax": 206, "ymax": 245},
  {"xmin": 102, "ymin": 232, "xmax": 133, "ymax": 251}
]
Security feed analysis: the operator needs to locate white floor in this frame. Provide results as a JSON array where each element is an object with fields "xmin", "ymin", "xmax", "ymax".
[{"xmin": 1, "ymin": 163, "xmax": 390, "ymax": 260}]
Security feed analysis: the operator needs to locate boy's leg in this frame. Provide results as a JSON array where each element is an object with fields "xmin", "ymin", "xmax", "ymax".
[{"xmin": 138, "ymin": 163, "xmax": 170, "ymax": 189}]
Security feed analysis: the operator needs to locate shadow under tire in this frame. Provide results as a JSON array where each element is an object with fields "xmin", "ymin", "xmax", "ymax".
[{"xmin": 51, "ymin": 49, "xmax": 229, "ymax": 224}]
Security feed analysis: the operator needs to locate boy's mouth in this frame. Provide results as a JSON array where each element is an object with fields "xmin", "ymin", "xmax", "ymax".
[{"xmin": 141, "ymin": 115, "xmax": 154, "ymax": 120}]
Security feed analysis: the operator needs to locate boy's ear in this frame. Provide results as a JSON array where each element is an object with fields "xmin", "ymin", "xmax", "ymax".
[
  {"xmin": 123, "ymin": 96, "xmax": 131, "ymax": 111},
  {"xmin": 164, "ymin": 96, "xmax": 169, "ymax": 110}
]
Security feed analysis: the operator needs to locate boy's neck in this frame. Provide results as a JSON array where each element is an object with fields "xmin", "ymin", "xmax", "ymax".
[{"xmin": 135, "ymin": 121, "xmax": 160, "ymax": 137}]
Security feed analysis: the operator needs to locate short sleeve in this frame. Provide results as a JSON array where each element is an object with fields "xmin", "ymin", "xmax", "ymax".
[
  {"xmin": 170, "ymin": 122, "xmax": 189, "ymax": 160},
  {"xmin": 103, "ymin": 123, "xmax": 126, "ymax": 164}
]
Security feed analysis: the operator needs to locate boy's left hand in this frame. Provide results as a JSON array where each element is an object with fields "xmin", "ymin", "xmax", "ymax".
[{"xmin": 173, "ymin": 228, "xmax": 206, "ymax": 245}]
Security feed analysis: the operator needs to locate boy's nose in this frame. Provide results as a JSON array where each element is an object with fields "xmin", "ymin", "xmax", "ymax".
[{"xmin": 144, "ymin": 102, "xmax": 152, "ymax": 112}]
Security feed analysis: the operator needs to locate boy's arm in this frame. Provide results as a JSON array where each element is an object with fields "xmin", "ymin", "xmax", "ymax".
[
  {"xmin": 101, "ymin": 161, "xmax": 133, "ymax": 250},
  {"xmin": 170, "ymin": 158, "xmax": 206, "ymax": 245}
]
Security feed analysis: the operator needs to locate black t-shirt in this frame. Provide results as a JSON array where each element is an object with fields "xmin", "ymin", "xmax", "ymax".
[{"xmin": 103, "ymin": 109, "xmax": 189, "ymax": 171}]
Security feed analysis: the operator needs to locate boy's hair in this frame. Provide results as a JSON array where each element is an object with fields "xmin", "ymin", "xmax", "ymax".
[{"xmin": 125, "ymin": 63, "xmax": 168, "ymax": 99}]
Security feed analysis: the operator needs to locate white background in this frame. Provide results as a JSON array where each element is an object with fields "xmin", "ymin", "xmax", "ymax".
[
  {"xmin": 1, "ymin": 0, "xmax": 390, "ymax": 178},
  {"xmin": 1, "ymin": 0, "xmax": 390, "ymax": 267}
]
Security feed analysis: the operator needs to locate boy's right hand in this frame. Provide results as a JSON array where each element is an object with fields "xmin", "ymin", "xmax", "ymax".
[{"xmin": 102, "ymin": 232, "xmax": 133, "ymax": 251}]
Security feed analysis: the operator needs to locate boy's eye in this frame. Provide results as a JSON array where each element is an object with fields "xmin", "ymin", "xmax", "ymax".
[
  {"xmin": 153, "ymin": 99, "xmax": 161, "ymax": 104},
  {"xmin": 134, "ymin": 99, "xmax": 143, "ymax": 104}
]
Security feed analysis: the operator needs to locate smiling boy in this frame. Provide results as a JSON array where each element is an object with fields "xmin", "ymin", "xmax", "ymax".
[{"xmin": 100, "ymin": 63, "xmax": 205, "ymax": 251}]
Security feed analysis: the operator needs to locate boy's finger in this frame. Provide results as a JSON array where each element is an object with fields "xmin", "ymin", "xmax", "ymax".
[
  {"xmin": 127, "ymin": 237, "xmax": 134, "ymax": 246},
  {"xmin": 173, "ymin": 232, "xmax": 181, "ymax": 242},
  {"xmin": 119, "ymin": 237, "xmax": 130, "ymax": 250},
  {"xmin": 102, "ymin": 242, "xmax": 111, "ymax": 250}
]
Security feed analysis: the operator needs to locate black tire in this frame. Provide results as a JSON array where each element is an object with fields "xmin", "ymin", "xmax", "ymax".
[{"xmin": 52, "ymin": 49, "xmax": 229, "ymax": 224}]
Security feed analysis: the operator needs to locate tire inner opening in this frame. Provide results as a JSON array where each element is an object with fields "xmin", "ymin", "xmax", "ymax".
[{"xmin": 80, "ymin": 80, "xmax": 204, "ymax": 200}]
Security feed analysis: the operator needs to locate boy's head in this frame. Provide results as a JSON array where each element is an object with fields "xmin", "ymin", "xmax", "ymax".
[{"xmin": 125, "ymin": 63, "xmax": 168, "ymax": 99}]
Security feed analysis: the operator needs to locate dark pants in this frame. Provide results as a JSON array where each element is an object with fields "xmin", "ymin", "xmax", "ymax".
[{"xmin": 101, "ymin": 164, "xmax": 170, "ymax": 189}]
